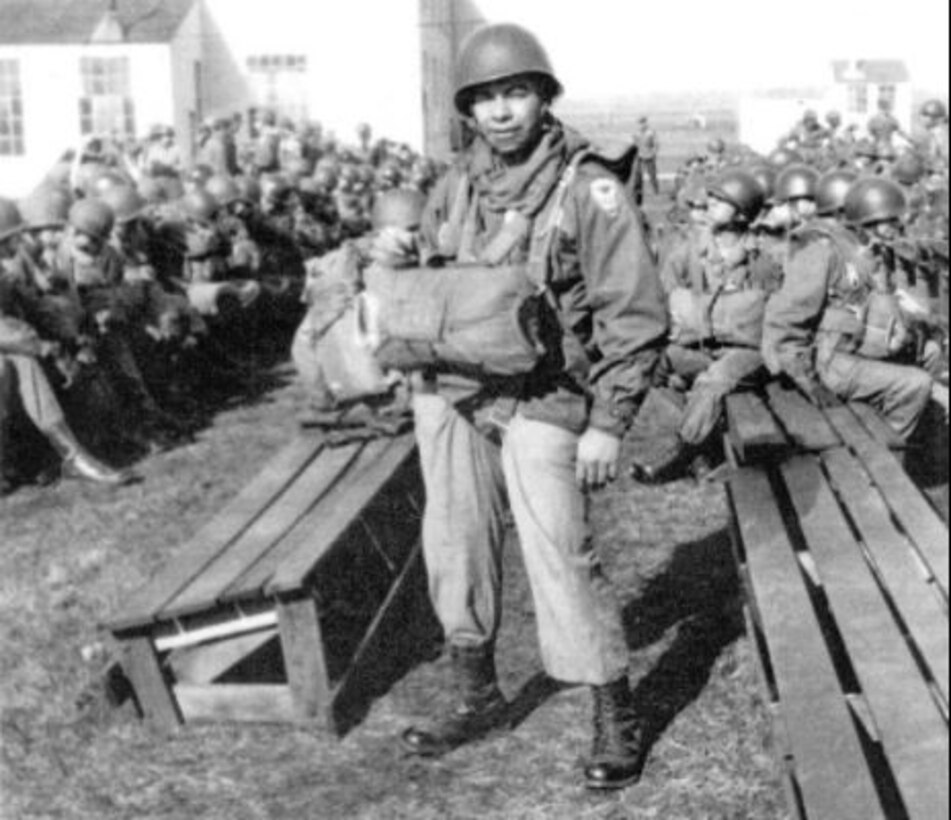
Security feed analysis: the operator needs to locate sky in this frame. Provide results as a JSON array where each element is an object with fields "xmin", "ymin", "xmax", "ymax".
[{"xmin": 471, "ymin": 0, "xmax": 950, "ymax": 98}]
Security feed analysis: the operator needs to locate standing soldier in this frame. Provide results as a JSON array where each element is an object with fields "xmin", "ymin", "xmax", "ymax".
[
  {"xmin": 373, "ymin": 22, "xmax": 668, "ymax": 790},
  {"xmin": 917, "ymin": 99, "xmax": 949, "ymax": 172},
  {"xmin": 867, "ymin": 97, "xmax": 908, "ymax": 156},
  {"xmin": 632, "ymin": 115, "xmax": 660, "ymax": 204}
]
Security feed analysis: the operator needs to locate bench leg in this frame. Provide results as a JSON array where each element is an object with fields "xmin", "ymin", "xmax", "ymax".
[
  {"xmin": 277, "ymin": 596, "xmax": 333, "ymax": 728},
  {"xmin": 123, "ymin": 635, "xmax": 183, "ymax": 730}
]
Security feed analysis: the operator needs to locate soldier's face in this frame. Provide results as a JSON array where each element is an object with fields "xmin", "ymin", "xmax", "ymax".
[{"xmin": 469, "ymin": 76, "xmax": 548, "ymax": 159}]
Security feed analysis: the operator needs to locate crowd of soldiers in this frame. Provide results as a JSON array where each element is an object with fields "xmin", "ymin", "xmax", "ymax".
[
  {"xmin": 630, "ymin": 97, "xmax": 949, "ymax": 481},
  {"xmin": 0, "ymin": 115, "xmax": 443, "ymax": 495}
]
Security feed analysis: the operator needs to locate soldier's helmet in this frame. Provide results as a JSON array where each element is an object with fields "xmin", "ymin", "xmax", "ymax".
[
  {"xmin": 747, "ymin": 164, "xmax": 778, "ymax": 202},
  {"xmin": 181, "ymin": 189, "xmax": 220, "ymax": 225},
  {"xmin": 138, "ymin": 176, "xmax": 168, "ymax": 206},
  {"xmin": 890, "ymin": 153, "xmax": 926, "ymax": 186},
  {"xmin": 768, "ymin": 147, "xmax": 803, "ymax": 168},
  {"xmin": 706, "ymin": 169, "xmax": 765, "ymax": 223},
  {"xmin": 825, "ymin": 110, "xmax": 842, "ymax": 127},
  {"xmin": 815, "ymin": 169, "xmax": 858, "ymax": 216},
  {"xmin": 68, "ymin": 198, "xmax": 115, "ymax": 240},
  {"xmin": 233, "ymin": 176, "xmax": 262, "ymax": 206},
  {"xmin": 803, "ymin": 109, "xmax": 819, "ymax": 123},
  {"xmin": 205, "ymin": 175, "xmax": 243, "ymax": 208},
  {"xmin": 844, "ymin": 177, "xmax": 907, "ymax": 226},
  {"xmin": 20, "ymin": 185, "xmax": 73, "ymax": 231},
  {"xmin": 99, "ymin": 185, "xmax": 146, "ymax": 225},
  {"xmin": 920, "ymin": 99, "xmax": 948, "ymax": 121},
  {"xmin": 774, "ymin": 163, "xmax": 820, "ymax": 202},
  {"xmin": 707, "ymin": 137, "xmax": 726, "ymax": 155},
  {"xmin": 453, "ymin": 23, "xmax": 562, "ymax": 115},
  {"xmin": 371, "ymin": 188, "xmax": 427, "ymax": 232},
  {"xmin": 0, "ymin": 197, "xmax": 24, "ymax": 242},
  {"xmin": 260, "ymin": 173, "xmax": 293, "ymax": 204}
]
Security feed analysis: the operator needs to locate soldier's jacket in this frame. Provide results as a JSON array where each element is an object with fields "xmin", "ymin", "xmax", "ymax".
[
  {"xmin": 418, "ymin": 124, "xmax": 668, "ymax": 438},
  {"xmin": 0, "ymin": 274, "xmax": 45, "ymax": 356},
  {"xmin": 762, "ymin": 219, "xmax": 900, "ymax": 380}
]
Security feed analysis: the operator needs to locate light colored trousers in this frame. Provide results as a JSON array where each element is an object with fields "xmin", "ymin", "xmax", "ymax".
[{"xmin": 413, "ymin": 393, "xmax": 629, "ymax": 686}]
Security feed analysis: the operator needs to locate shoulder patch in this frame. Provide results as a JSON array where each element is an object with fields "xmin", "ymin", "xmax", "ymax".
[{"xmin": 589, "ymin": 178, "xmax": 623, "ymax": 218}]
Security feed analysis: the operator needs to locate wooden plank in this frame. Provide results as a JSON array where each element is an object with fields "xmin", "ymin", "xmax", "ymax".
[
  {"xmin": 174, "ymin": 683, "xmax": 296, "ymax": 723},
  {"xmin": 825, "ymin": 406, "xmax": 949, "ymax": 597},
  {"xmin": 846, "ymin": 402, "xmax": 906, "ymax": 450},
  {"xmin": 277, "ymin": 596, "xmax": 333, "ymax": 727},
  {"xmin": 222, "ymin": 435, "xmax": 402, "ymax": 601},
  {"xmin": 105, "ymin": 434, "xmax": 326, "ymax": 632},
  {"xmin": 765, "ymin": 382, "xmax": 841, "ymax": 452},
  {"xmin": 123, "ymin": 636, "xmax": 183, "ymax": 730},
  {"xmin": 783, "ymin": 455, "xmax": 949, "ymax": 820},
  {"xmin": 725, "ymin": 392, "xmax": 788, "ymax": 464},
  {"xmin": 267, "ymin": 435, "xmax": 418, "ymax": 596},
  {"xmin": 824, "ymin": 448, "xmax": 950, "ymax": 706},
  {"xmin": 169, "ymin": 628, "xmax": 278, "ymax": 684},
  {"xmin": 161, "ymin": 441, "xmax": 364, "ymax": 620},
  {"xmin": 728, "ymin": 467, "xmax": 886, "ymax": 820}
]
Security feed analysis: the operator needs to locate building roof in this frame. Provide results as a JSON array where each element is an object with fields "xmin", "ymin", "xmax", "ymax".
[
  {"xmin": 0, "ymin": 0, "xmax": 196, "ymax": 46},
  {"xmin": 831, "ymin": 59, "xmax": 910, "ymax": 84}
]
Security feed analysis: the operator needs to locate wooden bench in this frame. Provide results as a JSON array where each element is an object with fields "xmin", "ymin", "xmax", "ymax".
[
  {"xmin": 724, "ymin": 383, "xmax": 949, "ymax": 820},
  {"xmin": 104, "ymin": 430, "xmax": 425, "ymax": 733}
]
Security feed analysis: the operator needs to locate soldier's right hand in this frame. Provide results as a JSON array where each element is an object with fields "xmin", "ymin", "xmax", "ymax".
[{"xmin": 369, "ymin": 226, "xmax": 419, "ymax": 269}]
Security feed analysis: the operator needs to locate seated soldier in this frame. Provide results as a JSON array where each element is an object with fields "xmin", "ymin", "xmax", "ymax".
[
  {"xmin": 0, "ymin": 199, "xmax": 132, "ymax": 492},
  {"xmin": 631, "ymin": 168, "xmax": 780, "ymax": 482},
  {"xmin": 762, "ymin": 176, "xmax": 934, "ymax": 442}
]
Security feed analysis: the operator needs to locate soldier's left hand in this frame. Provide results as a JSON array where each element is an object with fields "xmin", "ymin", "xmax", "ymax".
[{"xmin": 576, "ymin": 428, "xmax": 621, "ymax": 490}]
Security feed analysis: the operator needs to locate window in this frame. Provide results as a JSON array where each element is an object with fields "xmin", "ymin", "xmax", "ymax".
[
  {"xmin": 79, "ymin": 56, "xmax": 136, "ymax": 137},
  {"xmin": 0, "ymin": 59, "xmax": 24, "ymax": 156},
  {"xmin": 846, "ymin": 83, "xmax": 868, "ymax": 114},
  {"xmin": 878, "ymin": 84, "xmax": 897, "ymax": 108},
  {"xmin": 246, "ymin": 54, "xmax": 308, "ymax": 122}
]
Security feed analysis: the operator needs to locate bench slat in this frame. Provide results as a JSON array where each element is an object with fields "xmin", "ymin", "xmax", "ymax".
[
  {"xmin": 106, "ymin": 435, "xmax": 326, "ymax": 633},
  {"xmin": 222, "ymin": 435, "xmax": 408, "ymax": 601},
  {"xmin": 823, "ymin": 448, "xmax": 950, "ymax": 706},
  {"xmin": 728, "ymin": 467, "xmax": 886, "ymax": 820},
  {"xmin": 725, "ymin": 392, "xmax": 788, "ymax": 464},
  {"xmin": 783, "ymin": 455, "xmax": 950, "ymax": 820},
  {"xmin": 824, "ymin": 406, "xmax": 949, "ymax": 597},
  {"xmin": 845, "ymin": 402, "xmax": 906, "ymax": 450},
  {"xmin": 160, "ymin": 441, "xmax": 365, "ymax": 621},
  {"xmin": 267, "ymin": 435, "xmax": 418, "ymax": 596},
  {"xmin": 765, "ymin": 382, "xmax": 841, "ymax": 452}
]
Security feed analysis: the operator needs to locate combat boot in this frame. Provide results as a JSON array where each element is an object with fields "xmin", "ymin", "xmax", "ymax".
[
  {"xmin": 583, "ymin": 677, "xmax": 648, "ymax": 791},
  {"xmin": 46, "ymin": 422, "xmax": 136, "ymax": 486},
  {"xmin": 400, "ymin": 643, "xmax": 509, "ymax": 757}
]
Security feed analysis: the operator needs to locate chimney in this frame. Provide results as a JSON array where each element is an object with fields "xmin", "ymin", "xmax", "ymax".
[{"xmin": 91, "ymin": 0, "xmax": 125, "ymax": 44}]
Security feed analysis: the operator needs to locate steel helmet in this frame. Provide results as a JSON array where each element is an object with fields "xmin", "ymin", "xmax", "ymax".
[
  {"xmin": 890, "ymin": 152, "xmax": 926, "ymax": 186},
  {"xmin": 205, "ymin": 175, "xmax": 242, "ymax": 207},
  {"xmin": 186, "ymin": 164, "xmax": 214, "ymax": 187},
  {"xmin": 707, "ymin": 137, "xmax": 726, "ymax": 155},
  {"xmin": 159, "ymin": 176, "xmax": 185, "ymax": 202},
  {"xmin": 312, "ymin": 166, "xmax": 339, "ymax": 192},
  {"xmin": 68, "ymin": 198, "xmax": 115, "ymax": 240},
  {"xmin": 90, "ymin": 169, "xmax": 130, "ymax": 199},
  {"xmin": 0, "ymin": 197, "xmax": 24, "ymax": 241},
  {"xmin": 181, "ymin": 189, "xmax": 220, "ymax": 224},
  {"xmin": 815, "ymin": 169, "xmax": 858, "ymax": 216},
  {"xmin": 747, "ymin": 164, "xmax": 778, "ymax": 201},
  {"xmin": 774, "ymin": 163, "xmax": 820, "ymax": 202},
  {"xmin": 100, "ymin": 185, "xmax": 147, "ymax": 224},
  {"xmin": 768, "ymin": 147, "xmax": 803, "ymax": 168},
  {"xmin": 825, "ymin": 110, "xmax": 842, "ymax": 126},
  {"xmin": 803, "ymin": 109, "xmax": 819, "ymax": 123},
  {"xmin": 844, "ymin": 177, "xmax": 906, "ymax": 226},
  {"xmin": 920, "ymin": 99, "xmax": 948, "ymax": 120},
  {"xmin": 260, "ymin": 173, "xmax": 292, "ymax": 203},
  {"xmin": 453, "ymin": 23, "xmax": 562, "ymax": 115},
  {"xmin": 19, "ymin": 185, "xmax": 73, "ymax": 231},
  {"xmin": 137, "ymin": 176, "xmax": 168, "ymax": 205},
  {"xmin": 371, "ymin": 188, "xmax": 427, "ymax": 231},
  {"xmin": 706, "ymin": 169, "xmax": 765, "ymax": 222}
]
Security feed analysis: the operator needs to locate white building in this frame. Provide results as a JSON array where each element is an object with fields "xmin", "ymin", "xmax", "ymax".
[
  {"xmin": 738, "ymin": 59, "xmax": 913, "ymax": 155},
  {"xmin": 0, "ymin": 0, "xmax": 484, "ymax": 197}
]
